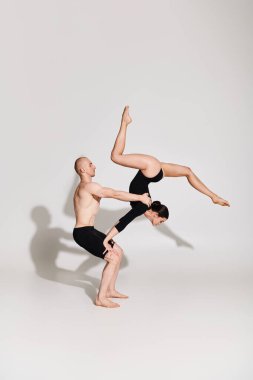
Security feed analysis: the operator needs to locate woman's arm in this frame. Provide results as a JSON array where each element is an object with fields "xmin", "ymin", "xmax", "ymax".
[
  {"xmin": 103, "ymin": 227, "xmax": 119, "ymax": 252},
  {"xmin": 103, "ymin": 204, "xmax": 147, "ymax": 250}
]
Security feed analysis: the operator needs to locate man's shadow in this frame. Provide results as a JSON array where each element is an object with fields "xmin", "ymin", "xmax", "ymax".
[{"xmin": 30, "ymin": 206, "xmax": 109, "ymax": 302}]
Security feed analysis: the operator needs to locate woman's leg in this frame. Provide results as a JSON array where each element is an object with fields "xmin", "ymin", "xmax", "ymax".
[
  {"xmin": 161, "ymin": 162, "xmax": 230, "ymax": 206},
  {"xmin": 111, "ymin": 106, "xmax": 161, "ymax": 176}
]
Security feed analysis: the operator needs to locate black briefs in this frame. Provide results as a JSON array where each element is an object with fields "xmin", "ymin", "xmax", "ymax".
[
  {"xmin": 115, "ymin": 168, "xmax": 164, "ymax": 232},
  {"xmin": 73, "ymin": 226, "xmax": 115, "ymax": 259}
]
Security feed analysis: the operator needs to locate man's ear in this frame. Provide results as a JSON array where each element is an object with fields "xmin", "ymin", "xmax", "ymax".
[{"xmin": 80, "ymin": 168, "xmax": 85, "ymax": 173}]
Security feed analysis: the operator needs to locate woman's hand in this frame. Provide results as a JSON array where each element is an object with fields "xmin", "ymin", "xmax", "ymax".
[
  {"xmin": 140, "ymin": 193, "xmax": 152, "ymax": 207},
  {"xmin": 103, "ymin": 239, "xmax": 113, "ymax": 254}
]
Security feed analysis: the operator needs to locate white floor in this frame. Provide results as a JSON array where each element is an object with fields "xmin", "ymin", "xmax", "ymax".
[{"xmin": 1, "ymin": 241, "xmax": 252, "ymax": 380}]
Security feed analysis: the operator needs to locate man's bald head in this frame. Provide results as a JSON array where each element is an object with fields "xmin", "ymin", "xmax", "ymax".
[
  {"xmin": 74, "ymin": 157, "xmax": 88, "ymax": 174},
  {"xmin": 74, "ymin": 157, "xmax": 96, "ymax": 177}
]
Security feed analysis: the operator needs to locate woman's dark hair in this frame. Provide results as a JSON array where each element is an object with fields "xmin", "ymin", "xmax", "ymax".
[{"xmin": 149, "ymin": 201, "xmax": 169, "ymax": 219}]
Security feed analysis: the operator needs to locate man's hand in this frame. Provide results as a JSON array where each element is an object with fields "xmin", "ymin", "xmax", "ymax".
[{"xmin": 139, "ymin": 193, "xmax": 152, "ymax": 207}]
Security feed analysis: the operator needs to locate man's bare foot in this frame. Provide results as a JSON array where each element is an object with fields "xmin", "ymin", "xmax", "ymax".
[
  {"xmin": 95, "ymin": 296, "xmax": 120, "ymax": 308},
  {"xmin": 212, "ymin": 195, "xmax": 230, "ymax": 207},
  {"xmin": 121, "ymin": 105, "xmax": 132, "ymax": 125},
  {"xmin": 106, "ymin": 290, "xmax": 129, "ymax": 299}
]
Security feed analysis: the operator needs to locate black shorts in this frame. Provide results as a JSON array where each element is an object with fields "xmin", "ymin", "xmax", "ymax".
[{"xmin": 73, "ymin": 226, "xmax": 115, "ymax": 259}]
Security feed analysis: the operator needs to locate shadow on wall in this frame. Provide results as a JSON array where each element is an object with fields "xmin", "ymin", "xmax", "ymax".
[
  {"xmin": 64, "ymin": 175, "xmax": 194, "ymax": 249},
  {"xmin": 30, "ymin": 206, "xmax": 104, "ymax": 303}
]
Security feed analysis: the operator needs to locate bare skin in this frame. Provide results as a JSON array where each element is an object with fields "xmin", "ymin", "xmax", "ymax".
[
  {"xmin": 111, "ymin": 106, "xmax": 230, "ymax": 207},
  {"xmin": 73, "ymin": 157, "xmax": 150, "ymax": 308}
]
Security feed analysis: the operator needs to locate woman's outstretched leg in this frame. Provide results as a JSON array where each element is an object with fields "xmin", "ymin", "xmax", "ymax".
[
  {"xmin": 161, "ymin": 162, "xmax": 230, "ymax": 206},
  {"xmin": 111, "ymin": 106, "xmax": 161, "ymax": 176},
  {"xmin": 111, "ymin": 105, "xmax": 132, "ymax": 157}
]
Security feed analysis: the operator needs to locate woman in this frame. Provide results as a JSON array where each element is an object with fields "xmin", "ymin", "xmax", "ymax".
[{"xmin": 103, "ymin": 106, "xmax": 230, "ymax": 251}]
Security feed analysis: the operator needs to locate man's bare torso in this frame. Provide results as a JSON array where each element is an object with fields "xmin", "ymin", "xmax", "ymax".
[{"xmin": 73, "ymin": 182, "xmax": 100, "ymax": 227}]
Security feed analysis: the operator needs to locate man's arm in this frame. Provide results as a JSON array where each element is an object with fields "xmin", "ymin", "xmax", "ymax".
[{"xmin": 85, "ymin": 182, "xmax": 151, "ymax": 206}]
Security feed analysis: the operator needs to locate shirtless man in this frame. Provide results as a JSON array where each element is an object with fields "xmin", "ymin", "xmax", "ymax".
[{"xmin": 72, "ymin": 156, "xmax": 151, "ymax": 308}]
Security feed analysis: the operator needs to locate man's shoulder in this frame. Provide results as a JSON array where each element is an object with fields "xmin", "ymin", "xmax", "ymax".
[{"xmin": 84, "ymin": 181, "xmax": 102, "ymax": 193}]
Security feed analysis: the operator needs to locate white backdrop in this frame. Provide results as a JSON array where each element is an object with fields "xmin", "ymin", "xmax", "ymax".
[{"xmin": 1, "ymin": 1, "xmax": 252, "ymax": 379}]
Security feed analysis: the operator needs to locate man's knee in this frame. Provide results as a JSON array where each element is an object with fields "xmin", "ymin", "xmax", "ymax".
[
  {"xmin": 117, "ymin": 247, "xmax": 124, "ymax": 258},
  {"xmin": 104, "ymin": 250, "xmax": 121, "ymax": 264},
  {"xmin": 113, "ymin": 244, "xmax": 123, "ymax": 258}
]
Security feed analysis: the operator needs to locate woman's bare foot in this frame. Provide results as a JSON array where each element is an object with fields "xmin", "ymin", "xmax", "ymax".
[
  {"xmin": 106, "ymin": 290, "xmax": 129, "ymax": 299},
  {"xmin": 121, "ymin": 105, "xmax": 132, "ymax": 125},
  {"xmin": 95, "ymin": 296, "xmax": 120, "ymax": 308},
  {"xmin": 212, "ymin": 195, "xmax": 230, "ymax": 207}
]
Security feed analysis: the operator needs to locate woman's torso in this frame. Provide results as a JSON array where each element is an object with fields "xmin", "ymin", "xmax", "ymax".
[{"xmin": 129, "ymin": 169, "xmax": 163, "ymax": 206}]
